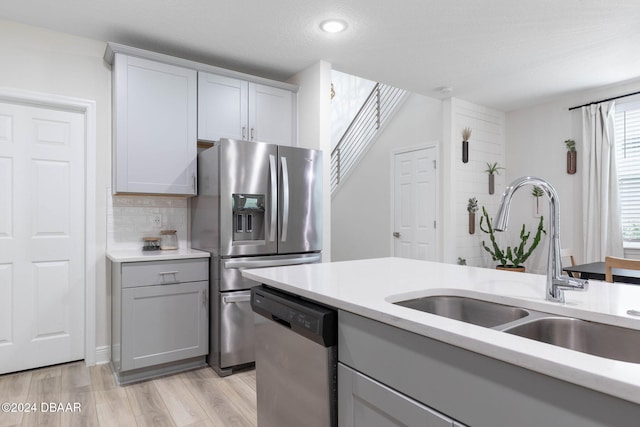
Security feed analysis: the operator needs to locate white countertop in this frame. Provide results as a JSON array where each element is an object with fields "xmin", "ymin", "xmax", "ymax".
[
  {"xmin": 242, "ymin": 257, "xmax": 640, "ymax": 405},
  {"xmin": 106, "ymin": 248, "xmax": 210, "ymax": 262}
]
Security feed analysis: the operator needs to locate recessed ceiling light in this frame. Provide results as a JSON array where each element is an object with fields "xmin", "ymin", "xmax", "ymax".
[{"xmin": 320, "ymin": 19, "xmax": 347, "ymax": 33}]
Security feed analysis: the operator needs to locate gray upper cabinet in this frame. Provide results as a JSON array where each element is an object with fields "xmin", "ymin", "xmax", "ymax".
[
  {"xmin": 198, "ymin": 71, "xmax": 296, "ymax": 146},
  {"xmin": 249, "ymin": 82, "xmax": 295, "ymax": 146},
  {"xmin": 197, "ymin": 73, "xmax": 248, "ymax": 142},
  {"xmin": 112, "ymin": 53, "xmax": 197, "ymax": 195}
]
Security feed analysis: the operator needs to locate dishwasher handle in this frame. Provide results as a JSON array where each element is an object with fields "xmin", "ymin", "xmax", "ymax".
[
  {"xmin": 272, "ymin": 315, "xmax": 292, "ymax": 329},
  {"xmin": 251, "ymin": 286, "xmax": 337, "ymax": 347}
]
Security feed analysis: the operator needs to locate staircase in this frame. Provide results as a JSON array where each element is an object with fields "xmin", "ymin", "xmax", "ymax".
[{"xmin": 330, "ymin": 83, "xmax": 407, "ymax": 194}]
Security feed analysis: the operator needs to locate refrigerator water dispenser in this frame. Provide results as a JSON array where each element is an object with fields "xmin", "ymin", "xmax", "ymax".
[{"xmin": 233, "ymin": 194, "xmax": 265, "ymax": 242}]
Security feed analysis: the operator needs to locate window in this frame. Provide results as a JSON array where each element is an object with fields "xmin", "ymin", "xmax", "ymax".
[{"xmin": 614, "ymin": 101, "xmax": 640, "ymax": 242}]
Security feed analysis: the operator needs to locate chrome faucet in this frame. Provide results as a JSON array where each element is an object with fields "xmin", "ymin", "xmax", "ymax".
[{"xmin": 493, "ymin": 176, "xmax": 588, "ymax": 303}]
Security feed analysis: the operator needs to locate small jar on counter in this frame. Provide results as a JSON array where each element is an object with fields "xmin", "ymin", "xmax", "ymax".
[
  {"xmin": 142, "ymin": 237, "xmax": 161, "ymax": 251},
  {"xmin": 160, "ymin": 230, "xmax": 179, "ymax": 250}
]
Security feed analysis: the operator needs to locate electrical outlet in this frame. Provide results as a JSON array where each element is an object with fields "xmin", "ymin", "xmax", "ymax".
[{"xmin": 151, "ymin": 214, "xmax": 162, "ymax": 228}]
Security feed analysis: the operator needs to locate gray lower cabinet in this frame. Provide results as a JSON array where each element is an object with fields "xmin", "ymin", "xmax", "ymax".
[
  {"xmin": 339, "ymin": 363, "xmax": 457, "ymax": 427},
  {"xmin": 111, "ymin": 258, "xmax": 209, "ymax": 384},
  {"xmin": 338, "ymin": 310, "xmax": 640, "ymax": 427}
]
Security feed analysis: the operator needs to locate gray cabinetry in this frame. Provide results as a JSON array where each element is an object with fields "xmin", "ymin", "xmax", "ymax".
[
  {"xmin": 111, "ymin": 258, "xmax": 208, "ymax": 384},
  {"xmin": 198, "ymin": 71, "xmax": 296, "ymax": 146},
  {"xmin": 339, "ymin": 363, "xmax": 455, "ymax": 427},
  {"xmin": 339, "ymin": 310, "xmax": 640, "ymax": 427},
  {"xmin": 111, "ymin": 53, "xmax": 197, "ymax": 195}
]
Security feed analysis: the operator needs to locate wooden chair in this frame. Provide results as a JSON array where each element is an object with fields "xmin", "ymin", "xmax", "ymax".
[
  {"xmin": 560, "ymin": 248, "xmax": 578, "ymax": 278},
  {"xmin": 604, "ymin": 256, "xmax": 640, "ymax": 283},
  {"xmin": 560, "ymin": 248, "xmax": 576, "ymax": 267}
]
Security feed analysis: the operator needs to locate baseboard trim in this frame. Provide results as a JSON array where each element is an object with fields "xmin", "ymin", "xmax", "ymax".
[{"xmin": 94, "ymin": 345, "xmax": 111, "ymax": 365}]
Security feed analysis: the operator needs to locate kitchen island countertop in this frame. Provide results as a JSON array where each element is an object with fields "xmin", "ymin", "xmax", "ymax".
[{"xmin": 242, "ymin": 257, "xmax": 640, "ymax": 405}]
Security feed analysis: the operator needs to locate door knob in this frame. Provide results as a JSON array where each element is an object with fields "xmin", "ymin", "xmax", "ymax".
[{"xmin": 393, "ymin": 232, "xmax": 400, "ymax": 238}]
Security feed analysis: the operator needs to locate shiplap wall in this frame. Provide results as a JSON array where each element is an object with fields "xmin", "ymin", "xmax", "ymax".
[{"xmin": 442, "ymin": 98, "xmax": 506, "ymax": 267}]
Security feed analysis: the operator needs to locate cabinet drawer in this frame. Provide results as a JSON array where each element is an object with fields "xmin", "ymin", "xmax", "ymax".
[
  {"xmin": 121, "ymin": 258, "xmax": 208, "ymax": 288},
  {"xmin": 339, "ymin": 363, "xmax": 455, "ymax": 427}
]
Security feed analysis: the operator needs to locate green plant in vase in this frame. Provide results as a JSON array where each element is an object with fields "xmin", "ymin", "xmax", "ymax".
[
  {"xmin": 532, "ymin": 185, "xmax": 544, "ymax": 216},
  {"xmin": 485, "ymin": 162, "xmax": 504, "ymax": 195},
  {"xmin": 461, "ymin": 127, "xmax": 471, "ymax": 163},
  {"xmin": 564, "ymin": 139, "xmax": 577, "ymax": 174},
  {"xmin": 479, "ymin": 206, "xmax": 546, "ymax": 271},
  {"xmin": 467, "ymin": 197, "xmax": 478, "ymax": 234}
]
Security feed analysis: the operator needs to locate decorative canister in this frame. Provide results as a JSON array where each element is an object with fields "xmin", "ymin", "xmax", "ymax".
[
  {"xmin": 142, "ymin": 237, "xmax": 161, "ymax": 251},
  {"xmin": 160, "ymin": 230, "xmax": 179, "ymax": 250}
]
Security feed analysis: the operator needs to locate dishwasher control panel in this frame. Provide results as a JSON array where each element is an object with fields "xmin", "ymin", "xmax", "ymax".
[{"xmin": 251, "ymin": 286, "xmax": 337, "ymax": 347}]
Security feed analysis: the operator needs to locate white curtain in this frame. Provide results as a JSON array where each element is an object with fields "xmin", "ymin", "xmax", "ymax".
[{"xmin": 581, "ymin": 102, "xmax": 624, "ymax": 262}]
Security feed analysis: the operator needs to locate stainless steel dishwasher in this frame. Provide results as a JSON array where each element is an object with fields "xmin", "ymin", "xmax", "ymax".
[{"xmin": 251, "ymin": 285, "xmax": 337, "ymax": 427}]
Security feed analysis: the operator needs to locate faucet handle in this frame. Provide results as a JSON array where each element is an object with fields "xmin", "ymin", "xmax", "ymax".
[
  {"xmin": 549, "ymin": 276, "xmax": 589, "ymax": 303},
  {"xmin": 555, "ymin": 276, "xmax": 589, "ymax": 291}
]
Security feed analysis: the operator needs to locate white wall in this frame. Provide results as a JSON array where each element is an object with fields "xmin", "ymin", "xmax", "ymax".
[
  {"xmin": 506, "ymin": 77, "xmax": 640, "ymax": 269},
  {"xmin": 442, "ymin": 98, "xmax": 507, "ymax": 268},
  {"xmin": 441, "ymin": 98, "xmax": 506, "ymax": 267},
  {"xmin": 0, "ymin": 21, "xmax": 112, "ymax": 355},
  {"xmin": 330, "ymin": 70, "xmax": 376, "ymax": 150},
  {"xmin": 331, "ymin": 93, "xmax": 442, "ymax": 261},
  {"xmin": 289, "ymin": 61, "xmax": 333, "ymax": 260}
]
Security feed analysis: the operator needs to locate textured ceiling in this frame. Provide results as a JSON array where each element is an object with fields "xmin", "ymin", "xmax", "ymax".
[{"xmin": 2, "ymin": 0, "xmax": 639, "ymax": 111}]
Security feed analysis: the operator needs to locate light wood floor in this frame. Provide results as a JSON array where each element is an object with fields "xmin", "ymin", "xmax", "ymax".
[{"xmin": 0, "ymin": 361, "xmax": 257, "ymax": 427}]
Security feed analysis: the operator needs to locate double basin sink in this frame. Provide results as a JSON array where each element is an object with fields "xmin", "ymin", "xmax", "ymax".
[{"xmin": 394, "ymin": 295, "xmax": 640, "ymax": 363}]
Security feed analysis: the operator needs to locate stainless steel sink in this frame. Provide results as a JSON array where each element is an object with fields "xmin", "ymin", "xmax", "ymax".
[
  {"xmin": 393, "ymin": 295, "xmax": 529, "ymax": 328},
  {"xmin": 393, "ymin": 293, "xmax": 640, "ymax": 363},
  {"xmin": 503, "ymin": 317, "xmax": 640, "ymax": 363}
]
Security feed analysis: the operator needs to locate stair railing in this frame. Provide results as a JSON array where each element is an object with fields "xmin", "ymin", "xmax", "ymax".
[{"xmin": 331, "ymin": 83, "xmax": 407, "ymax": 194}]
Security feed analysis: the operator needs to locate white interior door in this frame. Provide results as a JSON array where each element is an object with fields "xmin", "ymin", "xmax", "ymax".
[
  {"xmin": 392, "ymin": 146, "xmax": 437, "ymax": 260},
  {"xmin": 0, "ymin": 101, "xmax": 85, "ymax": 374}
]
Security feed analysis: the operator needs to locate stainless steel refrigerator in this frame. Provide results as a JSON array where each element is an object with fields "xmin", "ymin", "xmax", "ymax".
[{"xmin": 191, "ymin": 138, "xmax": 322, "ymax": 376}]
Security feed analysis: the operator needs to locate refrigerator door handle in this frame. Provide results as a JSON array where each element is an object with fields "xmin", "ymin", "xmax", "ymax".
[
  {"xmin": 223, "ymin": 254, "xmax": 321, "ymax": 270},
  {"xmin": 269, "ymin": 154, "xmax": 277, "ymax": 242},
  {"xmin": 281, "ymin": 156, "xmax": 289, "ymax": 242}
]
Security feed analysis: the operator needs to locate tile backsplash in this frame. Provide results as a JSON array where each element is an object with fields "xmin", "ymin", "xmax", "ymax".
[{"xmin": 106, "ymin": 189, "xmax": 189, "ymax": 251}]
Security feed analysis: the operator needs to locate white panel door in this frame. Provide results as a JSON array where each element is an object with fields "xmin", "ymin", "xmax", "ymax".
[
  {"xmin": 0, "ymin": 102, "xmax": 85, "ymax": 374},
  {"xmin": 393, "ymin": 147, "xmax": 437, "ymax": 260}
]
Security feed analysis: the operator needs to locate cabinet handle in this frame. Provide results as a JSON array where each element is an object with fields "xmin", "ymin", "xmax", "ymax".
[
  {"xmin": 242, "ymin": 126, "xmax": 246, "ymax": 140},
  {"xmin": 159, "ymin": 271, "xmax": 178, "ymax": 283},
  {"xmin": 192, "ymin": 173, "xmax": 196, "ymax": 193},
  {"xmin": 250, "ymin": 127, "xmax": 255, "ymax": 141}
]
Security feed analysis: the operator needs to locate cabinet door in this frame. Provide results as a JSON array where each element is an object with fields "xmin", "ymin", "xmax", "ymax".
[
  {"xmin": 113, "ymin": 54, "xmax": 197, "ymax": 195},
  {"xmin": 248, "ymin": 83, "xmax": 295, "ymax": 146},
  {"xmin": 338, "ymin": 363, "xmax": 454, "ymax": 427},
  {"xmin": 198, "ymin": 72, "xmax": 249, "ymax": 141},
  {"xmin": 121, "ymin": 281, "xmax": 208, "ymax": 371}
]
